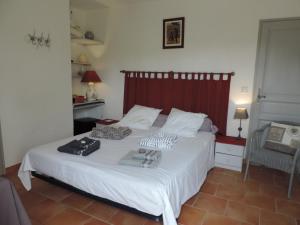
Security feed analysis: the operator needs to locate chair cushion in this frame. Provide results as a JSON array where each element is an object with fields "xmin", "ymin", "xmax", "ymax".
[{"xmin": 263, "ymin": 122, "xmax": 300, "ymax": 155}]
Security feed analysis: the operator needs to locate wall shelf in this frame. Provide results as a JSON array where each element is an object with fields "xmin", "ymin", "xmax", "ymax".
[
  {"xmin": 71, "ymin": 61, "xmax": 91, "ymax": 66},
  {"xmin": 72, "ymin": 38, "xmax": 103, "ymax": 46}
]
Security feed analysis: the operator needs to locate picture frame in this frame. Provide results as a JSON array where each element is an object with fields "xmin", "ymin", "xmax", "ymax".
[{"xmin": 163, "ymin": 17, "xmax": 185, "ymax": 49}]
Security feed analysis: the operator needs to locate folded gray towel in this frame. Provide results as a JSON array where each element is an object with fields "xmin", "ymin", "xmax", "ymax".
[
  {"xmin": 119, "ymin": 151, "xmax": 161, "ymax": 168},
  {"xmin": 90, "ymin": 126, "xmax": 132, "ymax": 140},
  {"xmin": 132, "ymin": 148, "xmax": 162, "ymax": 161}
]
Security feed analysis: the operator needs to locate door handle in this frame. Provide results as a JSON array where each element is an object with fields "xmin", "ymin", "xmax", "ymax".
[
  {"xmin": 257, "ymin": 94, "xmax": 266, "ymax": 100},
  {"xmin": 257, "ymin": 88, "xmax": 266, "ymax": 101}
]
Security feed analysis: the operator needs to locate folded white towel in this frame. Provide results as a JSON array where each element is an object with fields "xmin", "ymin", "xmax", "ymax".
[{"xmin": 139, "ymin": 132, "xmax": 178, "ymax": 150}]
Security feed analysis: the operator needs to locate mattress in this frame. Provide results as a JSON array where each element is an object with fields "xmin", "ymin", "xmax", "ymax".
[{"xmin": 18, "ymin": 127, "xmax": 215, "ymax": 225}]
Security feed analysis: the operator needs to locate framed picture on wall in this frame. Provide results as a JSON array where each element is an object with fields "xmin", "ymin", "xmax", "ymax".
[{"xmin": 163, "ymin": 17, "xmax": 185, "ymax": 49}]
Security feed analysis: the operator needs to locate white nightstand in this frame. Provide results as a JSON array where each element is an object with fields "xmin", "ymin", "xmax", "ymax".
[{"xmin": 215, "ymin": 135, "xmax": 246, "ymax": 172}]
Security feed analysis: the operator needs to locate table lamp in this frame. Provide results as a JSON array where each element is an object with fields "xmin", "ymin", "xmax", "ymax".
[
  {"xmin": 81, "ymin": 70, "xmax": 101, "ymax": 101},
  {"xmin": 234, "ymin": 107, "xmax": 249, "ymax": 139}
]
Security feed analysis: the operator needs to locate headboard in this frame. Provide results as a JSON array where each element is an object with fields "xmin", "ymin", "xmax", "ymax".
[{"xmin": 121, "ymin": 70, "xmax": 233, "ymax": 135}]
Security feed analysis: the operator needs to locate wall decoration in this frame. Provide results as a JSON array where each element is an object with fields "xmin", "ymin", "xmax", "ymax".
[
  {"xmin": 27, "ymin": 31, "xmax": 51, "ymax": 48},
  {"xmin": 163, "ymin": 17, "xmax": 185, "ymax": 49}
]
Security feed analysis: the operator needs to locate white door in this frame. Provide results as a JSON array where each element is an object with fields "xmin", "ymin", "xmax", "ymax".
[{"xmin": 249, "ymin": 18, "xmax": 300, "ymax": 132}]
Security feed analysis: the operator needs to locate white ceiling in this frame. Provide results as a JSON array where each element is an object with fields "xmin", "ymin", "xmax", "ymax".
[
  {"xmin": 70, "ymin": 0, "xmax": 156, "ymax": 10},
  {"xmin": 70, "ymin": 0, "xmax": 107, "ymax": 10}
]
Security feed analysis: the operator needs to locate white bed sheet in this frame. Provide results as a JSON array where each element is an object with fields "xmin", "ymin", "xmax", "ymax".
[{"xmin": 18, "ymin": 127, "xmax": 215, "ymax": 225}]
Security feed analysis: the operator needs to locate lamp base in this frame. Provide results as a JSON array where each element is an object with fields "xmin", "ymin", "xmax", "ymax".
[
  {"xmin": 236, "ymin": 124, "xmax": 242, "ymax": 139},
  {"xmin": 86, "ymin": 83, "xmax": 98, "ymax": 101}
]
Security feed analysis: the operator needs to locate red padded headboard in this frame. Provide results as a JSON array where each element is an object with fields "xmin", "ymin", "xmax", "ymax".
[{"xmin": 121, "ymin": 70, "xmax": 233, "ymax": 135}]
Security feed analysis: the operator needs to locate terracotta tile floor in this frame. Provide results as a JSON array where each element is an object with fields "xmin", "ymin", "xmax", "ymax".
[{"xmin": 5, "ymin": 165, "xmax": 300, "ymax": 225}]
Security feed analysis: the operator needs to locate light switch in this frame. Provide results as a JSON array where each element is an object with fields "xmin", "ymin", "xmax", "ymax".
[{"xmin": 241, "ymin": 86, "xmax": 248, "ymax": 93}]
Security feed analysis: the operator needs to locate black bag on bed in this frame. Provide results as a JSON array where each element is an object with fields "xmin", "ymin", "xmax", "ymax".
[{"xmin": 57, "ymin": 137, "xmax": 100, "ymax": 156}]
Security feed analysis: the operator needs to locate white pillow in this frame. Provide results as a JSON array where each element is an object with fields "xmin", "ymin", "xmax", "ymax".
[
  {"xmin": 117, "ymin": 105, "xmax": 162, "ymax": 130},
  {"xmin": 161, "ymin": 108, "xmax": 207, "ymax": 137}
]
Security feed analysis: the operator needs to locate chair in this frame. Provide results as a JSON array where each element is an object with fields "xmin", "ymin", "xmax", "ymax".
[{"xmin": 244, "ymin": 122, "xmax": 300, "ymax": 198}]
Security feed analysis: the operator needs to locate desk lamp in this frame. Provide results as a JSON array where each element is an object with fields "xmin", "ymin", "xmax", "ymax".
[
  {"xmin": 81, "ymin": 70, "xmax": 101, "ymax": 101},
  {"xmin": 234, "ymin": 107, "xmax": 249, "ymax": 139}
]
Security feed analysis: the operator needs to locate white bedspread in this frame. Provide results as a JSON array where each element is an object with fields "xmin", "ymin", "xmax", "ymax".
[{"xmin": 18, "ymin": 127, "xmax": 215, "ymax": 225}]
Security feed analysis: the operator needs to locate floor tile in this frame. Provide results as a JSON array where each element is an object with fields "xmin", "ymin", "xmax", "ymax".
[
  {"xmin": 45, "ymin": 208, "xmax": 90, "ymax": 225},
  {"xmin": 31, "ymin": 219, "xmax": 42, "ymax": 225},
  {"xmin": 290, "ymin": 186, "xmax": 300, "ymax": 203},
  {"xmin": 225, "ymin": 201, "xmax": 259, "ymax": 225},
  {"xmin": 109, "ymin": 210, "xmax": 148, "ymax": 225},
  {"xmin": 202, "ymin": 213, "xmax": 242, "ymax": 225},
  {"xmin": 260, "ymin": 209, "xmax": 296, "ymax": 225},
  {"xmin": 215, "ymin": 184, "xmax": 245, "ymax": 201},
  {"xmin": 277, "ymin": 199, "xmax": 300, "ymax": 219},
  {"xmin": 209, "ymin": 167, "xmax": 227, "ymax": 175},
  {"xmin": 184, "ymin": 194, "xmax": 198, "ymax": 206},
  {"xmin": 238, "ymin": 179, "xmax": 260, "ymax": 193},
  {"xmin": 27, "ymin": 199, "xmax": 65, "ymax": 224},
  {"xmin": 178, "ymin": 205, "xmax": 206, "ymax": 225},
  {"xmin": 242, "ymin": 192, "xmax": 275, "ymax": 211},
  {"xmin": 194, "ymin": 193, "xmax": 227, "ymax": 214},
  {"xmin": 260, "ymin": 184, "xmax": 287, "ymax": 199},
  {"xmin": 31, "ymin": 177, "xmax": 52, "ymax": 192},
  {"xmin": 223, "ymin": 169, "xmax": 242, "ymax": 177},
  {"xmin": 19, "ymin": 191, "xmax": 47, "ymax": 211},
  {"xmin": 248, "ymin": 168, "xmax": 274, "ymax": 185},
  {"xmin": 62, "ymin": 192, "xmax": 93, "ymax": 210},
  {"xmin": 6, "ymin": 165, "xmax": 300, "ymax": 225},
  {"xmin": 207, "ymin": 173, "xmax": 238, "ymax": 185},
  {"xmin": 144, "ymin": 219, "xmax": 163, "ymax": 225},
  {"xmin": 273, "ymin": 174, "xmax": 290, "ymax": 188},
  {"xmin": 84, "ymin": 201, "xmax": 119, "ymax": 221},
  {"xmin": 84, "ymin": 218, "xmax": 110, "ymax": 225},
  {"xmin": 37, "ymin": 183, "xmax": 72, "ymax": 201},
  {"xmin": 200, "ymin": 181, "xmax": 219, "ymax": 195}
]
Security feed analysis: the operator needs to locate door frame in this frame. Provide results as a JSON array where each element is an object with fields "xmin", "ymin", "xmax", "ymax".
[
  {"xmin": 248, "ymin": 17, "xmax": 300, "ymax": 136},
  {"xmin": 0, "ymin": 120, "xmax": 5, "ymax": 175}
]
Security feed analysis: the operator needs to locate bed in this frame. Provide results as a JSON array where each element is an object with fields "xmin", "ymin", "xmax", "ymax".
[{"xmin": 18, "ymin": 70, "xmax": 233, "ymax": 225}]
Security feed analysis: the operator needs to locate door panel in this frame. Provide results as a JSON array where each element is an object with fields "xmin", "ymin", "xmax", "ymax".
[{"xmin": 250, "ymin": 19, "xmax": 300, "ymax": 131}]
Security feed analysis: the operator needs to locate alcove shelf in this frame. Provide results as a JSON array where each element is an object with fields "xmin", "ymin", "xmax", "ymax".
[
  {"xmin": 72, "ymin": 38, "xmax": 103, "ymax": 46},
  {"xmin": 71, "ymin": 61, "xmax": 91, "ymax": 66}
]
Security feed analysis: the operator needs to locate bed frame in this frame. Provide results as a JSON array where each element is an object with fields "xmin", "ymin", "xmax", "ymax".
[
  {"xmin": 32, "ymin": 171, "xmax": 163, "ymax": 221},
  {"xmin": 33, "ymin": 70, "xmax": 233, "ymax": 221}
]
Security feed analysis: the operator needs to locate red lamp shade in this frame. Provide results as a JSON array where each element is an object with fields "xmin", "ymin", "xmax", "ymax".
[{"xmin": 81, "ymin": 70, "xmax": 101, "ymax": 83}]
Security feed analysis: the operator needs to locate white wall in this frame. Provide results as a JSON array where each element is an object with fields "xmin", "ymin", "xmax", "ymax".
[
  {"xmin": 0, "ymin": 0, "xmax": 73, "ymax": 167},
  {"xmin": 99, "ymin": 0, "xmax": 300, "ymax": 137}
]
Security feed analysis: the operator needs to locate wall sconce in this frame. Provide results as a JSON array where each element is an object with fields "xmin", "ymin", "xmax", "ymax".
[{"xmin": 27, "ymin": 31, "xmax": 51, "ymax": 48}]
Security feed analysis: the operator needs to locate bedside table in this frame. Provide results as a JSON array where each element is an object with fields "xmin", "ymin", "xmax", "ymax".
[
  {"xmin": 96, "ymin": 119, "xmax": 119, "ymax": 126},
  {"xmin": 215, "ymin": 135, "xmax": 246, "ymax": 172}
]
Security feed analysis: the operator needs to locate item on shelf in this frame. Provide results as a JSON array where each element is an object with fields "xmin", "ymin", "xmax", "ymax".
[
  {"xmin": 74, "ymin": 95, "xmax": 85, "ymax": 103},
  {"xmin": 84, "ymin": 31, "xmax": 95, "ymax": 40},
  {"xmin": 70, "ymin": 24, "xmax": 84, "ymax": 39},
  {"xmin": 78, "ymin": 53, "xmax": 89, "ymax": 64}
]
